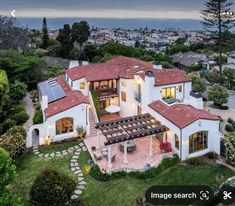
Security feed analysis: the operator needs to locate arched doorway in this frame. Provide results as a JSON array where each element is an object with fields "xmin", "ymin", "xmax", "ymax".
[{"xmin": 32, "ymin": 128, "xmax": 39, "ymax": 148}]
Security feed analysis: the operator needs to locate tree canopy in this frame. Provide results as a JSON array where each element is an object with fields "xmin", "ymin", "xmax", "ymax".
[
  {"xmin": 201, "ymin": 0, "xmax": 235, "ymax": 73},
  {"xmin": 188, "ymin": 73, "xmax": 206, "ymax": 93},
  {"xmin": 208, "ymin": 84, "xmax": 229, "ymax": 106}
]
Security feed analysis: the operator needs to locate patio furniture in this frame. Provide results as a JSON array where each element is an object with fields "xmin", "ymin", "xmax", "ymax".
[
  {"xmin": 119, "ymin": 140, "xmax": 136, "ymax": 153},
  {"xmin": 101, "ymin": 147, "xmax": 108, "ymax": 157},
  {"xmin": 93, "ymin": 150, "xmax": 102, "ymax": 161}
]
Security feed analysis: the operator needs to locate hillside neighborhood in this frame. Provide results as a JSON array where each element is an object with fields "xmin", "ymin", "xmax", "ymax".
[{"xmin": 0, "ymin": 0, "xmax": 235, "ymax": 205}]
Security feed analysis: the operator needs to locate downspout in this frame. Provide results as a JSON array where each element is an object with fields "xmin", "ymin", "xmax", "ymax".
[{"xmin": 180, "ymin": 129, "xmax": 183, "ymax": 160}]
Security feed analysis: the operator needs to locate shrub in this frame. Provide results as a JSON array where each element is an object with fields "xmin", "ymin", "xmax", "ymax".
[
  {"xmin": 33, "ymin": 107, "xmax": 43, "ymax": 124},
  {"xmin": 29, "ymin": 168, "xmax": 76, "ymax": 206},
  {"xmin": 205, "ymin": 152, "xmax": 216, "ymax": 159},
  {"xmin": 188, "ymin": 157, "xmax": 201, "ymax": 166},
  {"xmin": 0, "ymin": 126, "xmax": 27, "ymax": 158},
  {"xmin": 228, "ymin": 118, "xmax": 234, "ymax": 124},
  {"xmin": 228, "ymin": 118, "xmax": 235, "ymax": 128},
  {"xmin": 0, "ymin": 148, "xmax": 17, "ymax": 206},
  {"xmin": 90, "ymin": 164, "xmax": 111, "ymax": 181},
  {"xmin": 220, "ymin": 105, "xmax": 229, "ymax": 110},
  {"xmin": 160, "ymin": 142, "xmax": 172, "ymax": 153},
  {"xmin": 76, "ymin": 126, "xmax": 86, "ymax": 139},
  {"xmin": 90, "ymin": 156, "xmax": 180, "ymax": 181},
  {"xmin": 9, "ymin": 81, "xmax": 27, "ymax": 102},
  {"xmin": 12, "ymin": 111, "xmax": 29, "ymax": 125},
  {"xmin": 0, "ymin": 119, "xmax": 16, "ymax": 135},
  {"xmin": 225, "ymin": 124, "xmax": 234, "ymax": 132},
  {"xmin": 208, "ymin": 84, "xmax": 229, "ymax": 106}
]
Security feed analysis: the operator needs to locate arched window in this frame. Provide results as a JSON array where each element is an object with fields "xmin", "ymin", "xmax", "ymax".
[
  {"xmin": 56, "ymin": 118, "xmax": 74, "ymax": 135},
  {"xmin": 175, "ymin": 134, "xmax": 179, "ymax": 150},
  {"xmin": 189, "ymin": 131, "xmax": 208, "ymax": 154}
]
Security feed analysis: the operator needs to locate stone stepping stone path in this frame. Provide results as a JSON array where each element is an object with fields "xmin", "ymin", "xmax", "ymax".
[{"xmin": 33, "ymin": 142, "xmax": 88, "ymax": 200}]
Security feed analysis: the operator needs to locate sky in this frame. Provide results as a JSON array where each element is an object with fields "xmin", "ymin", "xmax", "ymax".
[{"xmin": 0, "ymin": 0, "xmax": 234, "ymax": 19}]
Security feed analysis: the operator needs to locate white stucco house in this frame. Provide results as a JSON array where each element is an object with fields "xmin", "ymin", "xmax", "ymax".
[{"xmin": 27, "ymin": 56, "xmax": 222, "ymax": 162}]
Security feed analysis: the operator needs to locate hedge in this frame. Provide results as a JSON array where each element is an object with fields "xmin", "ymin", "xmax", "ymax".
[
  {"xmin": 0, "ymin": 126, "xmax": 27, "ymax": 158},
  {"xmin": 90, "ymin": 155, "xmax": 180, "ymax": 181}
]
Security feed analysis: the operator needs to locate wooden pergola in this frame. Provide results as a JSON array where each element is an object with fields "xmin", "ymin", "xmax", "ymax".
[{"xmin": 95, "ymin": 113, "xmax": 169, "ymax": 169}]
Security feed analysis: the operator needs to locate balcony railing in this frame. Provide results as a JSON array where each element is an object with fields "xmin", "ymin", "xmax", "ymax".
[{"xmin": 95, "ymin": 88, "xmax": 118, "ymax": 97}]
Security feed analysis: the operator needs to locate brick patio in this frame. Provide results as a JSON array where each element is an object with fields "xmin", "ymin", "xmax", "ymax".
[{"xmin": 84, "ymin": 134, "xmax": 172, "ymax": 173}]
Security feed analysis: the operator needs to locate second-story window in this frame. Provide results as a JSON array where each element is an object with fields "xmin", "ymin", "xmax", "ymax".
[
  {"xmin": 80, "ymin": 82, "xmax": 85, "ymax": 89},
  {"xmin": 162, "ymin": 87, "xmax": 176, "ymax": 100},
  {"xmin": 179, "ymin": 85, "xmax": 182, "ymax": 93},
  {"xmin": 121, "ymin": 91, "xmax": 126, "ymax": 102},
  {"xmin": 71, "ymin": 81, "xmax": 73, "ymax": 88}
]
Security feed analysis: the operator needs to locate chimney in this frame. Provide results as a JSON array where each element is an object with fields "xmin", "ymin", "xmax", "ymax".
[
  {"xmin": 41, "ymin": 95, "xmax": 48, "ymax": 110},
  {"xmin": 153, "ymin": 61, "xmax": 162, "ymax": 70},
  {"xmin": 69, "ymin": 61, "xmax": 79, "ymax": 69}
]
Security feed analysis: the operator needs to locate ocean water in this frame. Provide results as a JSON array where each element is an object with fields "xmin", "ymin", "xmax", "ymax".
[{"xmin": 17, "ymin": 17, "xmax": 202, "ymax": 30}]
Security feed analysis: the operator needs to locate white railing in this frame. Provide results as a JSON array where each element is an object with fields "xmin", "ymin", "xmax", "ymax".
[{"xmin": 88, "ymin": 91, "xmax": 99, "ymax": 123}]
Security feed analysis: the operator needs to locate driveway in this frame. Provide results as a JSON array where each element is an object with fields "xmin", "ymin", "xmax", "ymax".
[{"xmin": 226, "ymin": 90, "xmax": 235, "ymax": 111}]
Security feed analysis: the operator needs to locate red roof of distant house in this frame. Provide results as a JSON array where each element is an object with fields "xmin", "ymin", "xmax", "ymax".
[
  {"xmin": 154, "ymin": 69, "xmax": 191, "ymax": 86},
  {"xmin": 149, "ymin": 101, "xmax": 220, "ymax": 129},
  {"xmin": 66, "ymin": 56, "xmax": 191, "ymax": 86},
  {"xmin": 44, "ymin": 75, "xmax": 89, "ymax": 118}
]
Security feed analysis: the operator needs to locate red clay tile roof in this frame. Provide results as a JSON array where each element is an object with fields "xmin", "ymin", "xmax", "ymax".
[
  {"xmin": 149, "ymin": 101, "xmax": 220, "ymax": 129},
  {"xmin": 66, "ymin": 64, "xmax": 120, "ymax": 81},
  {"xmin": 66, "ymin": 56, "xmax": 191, "ymax": 86},
  {"xmin": 44, "ymin": 75, "xmax": 89, "ymax": 118},
  {"xmin": 154, "ymin": 69, "xmax": 191, "ymax": 86}
]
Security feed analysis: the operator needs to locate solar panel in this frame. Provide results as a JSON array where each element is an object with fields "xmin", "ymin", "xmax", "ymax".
[{"xmin": 38, "ymin": 79, "xmax": 66, "ymax": 103}]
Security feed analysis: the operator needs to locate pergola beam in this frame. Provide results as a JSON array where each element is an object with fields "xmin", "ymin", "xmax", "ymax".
[{"xmin": 97, "ymin": 113, "xmax": 169, "ymax": 146}]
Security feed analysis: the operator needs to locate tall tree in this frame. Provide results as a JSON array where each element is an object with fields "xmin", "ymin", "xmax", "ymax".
[
  {"xmin": 71, "ymin": 21, "xmax": 90, "ymax": 59},
  {"xmin": 201, "ymin": 0, "xmax": 235, "ymax": 73},
  {"xmin": 41, "ymin": 17, "xmax": 49, "ymax": 49},
  {"xmin": 56, "ymin": 24, "xmax": 73, "ymax": 58},
  {"xmin": 0, "ymin": 16, "xmax": 29, "ymax": 52}
]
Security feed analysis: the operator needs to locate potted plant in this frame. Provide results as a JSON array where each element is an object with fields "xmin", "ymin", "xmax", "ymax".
[{"xmin": 76, "ymin": 126, "xmax": 85, "ymax": 139}]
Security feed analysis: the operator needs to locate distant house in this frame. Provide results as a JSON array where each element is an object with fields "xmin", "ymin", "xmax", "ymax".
[
  {"xmin": 227, "ymin": 51, "xmax": 235, "ymax": 64},
  {"xmin": 171, "ymin": 51, "xmax": 207, "ymax": 70},
  {"xmin": 222, "ymin": 62, "xmax": 235, "ymax": 70}
]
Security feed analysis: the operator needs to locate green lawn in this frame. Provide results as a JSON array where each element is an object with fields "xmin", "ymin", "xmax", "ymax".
[
  {"xmin": 14, "ymin": 144, "xmax": 235, "ymax": 206},
  {"xmin": 38, "ymin": 140, "xmax": 80, "ymax": 154},
  {"xmin": 14, "ymin": 151, "xmax": 75, "ymax": 205},
  {"xmin": 79, "ymin": 152, "xmax": 235, "ymax": 206}
]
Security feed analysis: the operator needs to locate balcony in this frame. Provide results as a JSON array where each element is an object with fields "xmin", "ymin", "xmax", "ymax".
[{"xmin": 95, "ymin": 88, "xmax": 118, "ymax": 98}]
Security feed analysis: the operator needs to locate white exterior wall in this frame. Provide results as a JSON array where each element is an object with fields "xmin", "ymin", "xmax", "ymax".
[
  {"xmin": 73, "ymin": 78, "xmax": 89, "ymax": 96},
  {"xmin": 181, "ymin": 119, "xmax": 220, "ymax": 160},
  {"xmin": 45, "ymin": 104, "xmax": 89, "ymax": 142},
  {"xmin": 141, "ymin": 74, "xmax": 192, "ymax": 111},
  {"xmin": 27, "ymin": 104, "xmax": 89, "ymax": 148},
  {"xmin": 147, "ymin": 107, "xmax": 181, "ymax": 156},
  {"xmin": 119, "ymin": 78, "xmax": 140, "ymax": 117},
  {"xmin": 147, "ymin": 107, "xmax": 220, "ymax": 160}
]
